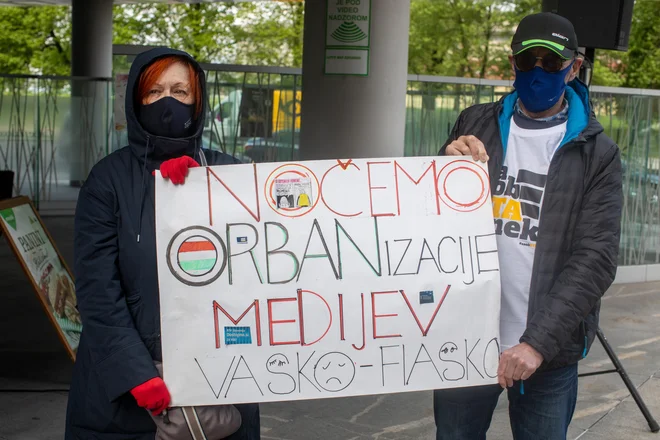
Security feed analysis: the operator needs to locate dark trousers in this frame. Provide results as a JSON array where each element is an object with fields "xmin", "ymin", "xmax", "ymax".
[
  {"xmin": 225, "ymin": 404, "xmax": 260, "ymax": 439},
  {"xmin": 433, "ymin": 363, "xmax": 578, "ymax": 440}
]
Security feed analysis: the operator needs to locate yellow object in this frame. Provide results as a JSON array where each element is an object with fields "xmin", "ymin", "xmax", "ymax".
[
  {"xmin": 298, "ymin": 193, "xmax": 310, "ymax": 207},
  {"xmin": 272, "ymin": 90, "xmax": 302, "ymax": 132}
]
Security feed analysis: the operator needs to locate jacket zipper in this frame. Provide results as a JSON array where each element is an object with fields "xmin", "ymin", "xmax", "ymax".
[
  {"xmin": 496, "ymin": 104, "xmax": 590, "ymax": 360},
  {"xmin": 526, "ymin": 137, "xmax": 586, "ymax": 321},
  {"xmin": 492, "ymin": 105, "xmax": 590, "ymax": 361}
]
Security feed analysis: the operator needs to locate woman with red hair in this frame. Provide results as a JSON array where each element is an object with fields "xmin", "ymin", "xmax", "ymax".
[{"xmin": 66, "ymin": 48, "xmax": 259, "ymax": 439}]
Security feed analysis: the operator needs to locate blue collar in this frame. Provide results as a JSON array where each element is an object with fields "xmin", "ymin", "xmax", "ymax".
[{"xmin": 498, "ymin": 80, "xmax": 590, "ymax": 158}]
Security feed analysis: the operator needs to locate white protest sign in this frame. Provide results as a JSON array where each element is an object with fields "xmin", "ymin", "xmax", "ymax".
[{"xmin": 156, "ymin": 157, "xmax": 501, "ymax": 406}]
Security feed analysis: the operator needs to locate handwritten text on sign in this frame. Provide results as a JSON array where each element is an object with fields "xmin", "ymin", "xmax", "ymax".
[{"xmin": 156, "ymin": 157, "xmax": 501, "ymax": 406}]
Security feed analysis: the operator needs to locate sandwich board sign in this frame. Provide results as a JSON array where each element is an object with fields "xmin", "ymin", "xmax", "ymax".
[{"xmin": 0, "ymin": 196, "xmax": 82, "ymax": 360}]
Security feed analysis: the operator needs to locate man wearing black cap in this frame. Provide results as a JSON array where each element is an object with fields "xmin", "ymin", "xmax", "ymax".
[{"xmin": 434, "ymin": 12, "xmax": 622, "ymax": 440}]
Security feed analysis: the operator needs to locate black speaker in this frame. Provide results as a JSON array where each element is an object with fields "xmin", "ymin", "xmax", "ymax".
[{"xmin": 542, "ymin": 0, "xmax": 635, "ymax": 51}]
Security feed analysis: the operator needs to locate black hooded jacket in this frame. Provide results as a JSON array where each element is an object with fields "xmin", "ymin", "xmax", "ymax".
[{"xmin": 65, "ymin": 48, "xmax": 241, "ymax": 439}]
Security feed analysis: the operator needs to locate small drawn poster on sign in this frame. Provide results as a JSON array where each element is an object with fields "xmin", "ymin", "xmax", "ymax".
[{"xmin": 275, "ymin": 177, "xmax": 313, "ymax": 209}]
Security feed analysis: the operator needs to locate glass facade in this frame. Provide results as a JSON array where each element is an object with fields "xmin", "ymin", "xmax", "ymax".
[{"xmin": 1, "ymin": 69, "xmax": 657, "ymax": 265}]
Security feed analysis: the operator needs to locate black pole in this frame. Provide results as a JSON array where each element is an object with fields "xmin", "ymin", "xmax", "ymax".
[
  {"xmin": 590, "ymin": 328, "xmax": 660, "ymax": 433},
  {"xmin": 579, "ymin": 47, "xmax": 596, "ymax": 86}
]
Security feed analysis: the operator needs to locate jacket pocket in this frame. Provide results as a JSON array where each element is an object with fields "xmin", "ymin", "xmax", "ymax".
[{"xmin": 91, "ymin": 368, "xmax": 155, "ymax": 434}]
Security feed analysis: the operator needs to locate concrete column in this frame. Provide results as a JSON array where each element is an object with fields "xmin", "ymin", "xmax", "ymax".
[
  {"xmin": 68, "ymin": 0, "xmax": 114, "ymax": 186},
  {"xmin": 300, "ymin": 0, "xmax": 411, "ymax": 161},
  {"xmin": 71, "ymin": 0, "xmax": 113, "ymax": 79}
]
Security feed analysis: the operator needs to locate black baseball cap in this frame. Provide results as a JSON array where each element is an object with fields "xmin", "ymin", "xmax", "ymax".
[{"xmin": 511, "ymin": 12, "xmax": 578, "ymax": 59}]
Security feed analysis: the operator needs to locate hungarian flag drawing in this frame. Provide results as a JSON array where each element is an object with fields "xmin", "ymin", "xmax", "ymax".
[{"xmin": 177, "ymin": 237, "xmax": 217, "ymax": 276}]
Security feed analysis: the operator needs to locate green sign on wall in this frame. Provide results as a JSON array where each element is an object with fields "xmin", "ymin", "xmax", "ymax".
[{"xmin": 324, "ymin": 0, "xmax": 372, "ymax": 76}]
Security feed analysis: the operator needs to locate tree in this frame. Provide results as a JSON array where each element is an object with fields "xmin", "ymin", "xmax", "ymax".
[
  {"xmin": 624, "ymin": 0, "xmax": 660, "ymax": 89},
  {"xmin": 0, "ymin": 2, "xmax": 304, "ymax": 76},
  {"xmin": 407, "ymin": 0, "xmax": 660, "ymax": 89},
  {"xmin": 230, "ymin": 1, "xmax": 304, "ymax": 66},
  {"xmin": 488, "ymin": 0, "xmax": 542, "ymax": 80},
  {"xmin": 408, "ymin": 0, "xmax": 482, "ymax": 77},
  {"xmin": 0, "ymin": 6, "xmax": 71, "ymax": 76},
  {"xmin": 0, "ymin": 0, "xmax": 658, "ymax": 89},
  {"xmin": 112, "ymin": 1, "xmax": 304, "ymax": 66},
  {"xmin": 591, "ymin": 50, "xmax": 625, "ymax": 87},
  {"xmin": 113, "ymin": 3, "xmax": 241, "ymax": 64},
  {"xmin": 408, "ymin": 0, "xmax": 542, "ymax": 79}
]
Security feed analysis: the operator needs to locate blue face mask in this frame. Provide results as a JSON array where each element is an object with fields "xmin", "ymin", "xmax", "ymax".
[{"xmin": 513, "ymin": 61, "xmax": 574, "ymax": 113}]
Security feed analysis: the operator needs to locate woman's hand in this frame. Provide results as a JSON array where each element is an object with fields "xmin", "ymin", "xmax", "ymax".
[
  {"xmin": 130, "ymin": 377, "xmax": 171, "ymax": 415},
  {"xmin": 159, "ymin": 156, "xmax": 200, "ymax": 184}
]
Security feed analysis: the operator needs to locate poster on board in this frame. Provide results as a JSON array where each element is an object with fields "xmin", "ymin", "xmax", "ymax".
[
  {"xmin": 0, "ymin": 196, "xmax": 82, "ymax": 360},
  {"xmin": 156, "ymin": 157, "xmax": 501, "ymax": 406}
]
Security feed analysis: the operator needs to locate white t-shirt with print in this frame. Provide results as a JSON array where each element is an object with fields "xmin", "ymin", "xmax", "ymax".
[{"xmin": 495, "ymin": 118, "xmax": 567, "ymax": 351}]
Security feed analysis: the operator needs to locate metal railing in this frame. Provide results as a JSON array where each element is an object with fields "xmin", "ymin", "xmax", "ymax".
[
  {"xmin": 1, "ymin": 66, "xmax": 658, "ymax": 266},
  {"xmin": 0, "ymin": 74, "xmax": 111, "ymax": 206}
]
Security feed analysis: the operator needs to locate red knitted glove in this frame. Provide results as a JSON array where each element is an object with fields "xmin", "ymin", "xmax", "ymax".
[
  {"xmin": 130, "ymin": 377, "xmax": 171, "ymax": 416},
  {"xmin": 159, "ymin": 156, "xmax": 200, "ymax": 185}
]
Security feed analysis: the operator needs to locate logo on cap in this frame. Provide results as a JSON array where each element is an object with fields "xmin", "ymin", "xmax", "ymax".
[{"xmin": 552, "ymin": 33, "xmax": 569, "ymax": 42}]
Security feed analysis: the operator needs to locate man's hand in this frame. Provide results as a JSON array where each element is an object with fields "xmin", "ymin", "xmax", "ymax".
[
  {"xmin": 446, "ymin": 135, "xmax": 489, "ymax": 162},
  {"xmin": 497, "ymin": 342, "xmax": 544, "ymax": 388}
]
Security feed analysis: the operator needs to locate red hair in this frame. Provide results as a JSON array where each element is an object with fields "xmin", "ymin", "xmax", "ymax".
[{"xmin": 137, "ymin": 56, "xmax": 203, "ymax": 118}]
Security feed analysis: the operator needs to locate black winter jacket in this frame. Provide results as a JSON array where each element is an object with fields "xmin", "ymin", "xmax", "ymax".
[
  {"xmin": 65, "ymin": 48, "xmax": 255, "ymax": 439},
  {"xmin": 439, "ymin": 80, "xmax": 623, "ymax": 371}
]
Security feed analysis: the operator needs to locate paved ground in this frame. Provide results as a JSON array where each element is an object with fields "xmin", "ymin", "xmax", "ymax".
[{"xmin": 1, "ymin": 217, "xmax": 659, "ymax": 440}]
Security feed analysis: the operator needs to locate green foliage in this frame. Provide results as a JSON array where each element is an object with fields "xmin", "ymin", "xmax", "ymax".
[
  {"xmin": 232, "ymin": 1, "xmax": 305, "ymax": 66},
  {"xmin": 0, "ymin": 6, "xmax": 71, "ymax": 76},
  {"xmin": 408, "ymin": 0, "xmax": 541, "ymax": 78},
  {"xmin": 112, "ymin": 2, "xmax": 304, "ymax": 66},
  {"xmin": 113, "ymin": 3, "xmax": 240, "ymax": 63},
  {"xmin": 591, "ymin": 50, "xmax": 625, "ymax": 87},
  {"xmin": 624, "ymin": 0, "xmax": 660, "ymax": 89},
  {"xmin": 406, "ymin": 0, "xmax": 659, "ymax": 89},
  {"xmin": 0, "ymin": 0, "xmax": 658, "ymax": 90},
  {"xmin": 0, "ymin": 2, "xmax": 304, "ymax": 76}
]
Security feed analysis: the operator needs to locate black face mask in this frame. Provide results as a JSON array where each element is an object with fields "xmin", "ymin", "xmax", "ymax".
[{"xmin": 139, "ymin": 96, "xmax": 195, "ymax": 139}]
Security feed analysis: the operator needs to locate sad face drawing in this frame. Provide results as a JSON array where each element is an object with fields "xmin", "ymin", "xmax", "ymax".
[{"xmin": 313, "ymin": 352, "xmax": 356, "ymax": 392}]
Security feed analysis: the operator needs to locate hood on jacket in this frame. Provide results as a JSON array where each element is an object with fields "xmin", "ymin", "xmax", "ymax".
[
  {"xmin": 125, "ymin": 47, "xmax": 208, "ymax": 169},
  {"xmin": 497, "ymin": 78, "xmax": 604, "ymax": 157}
]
